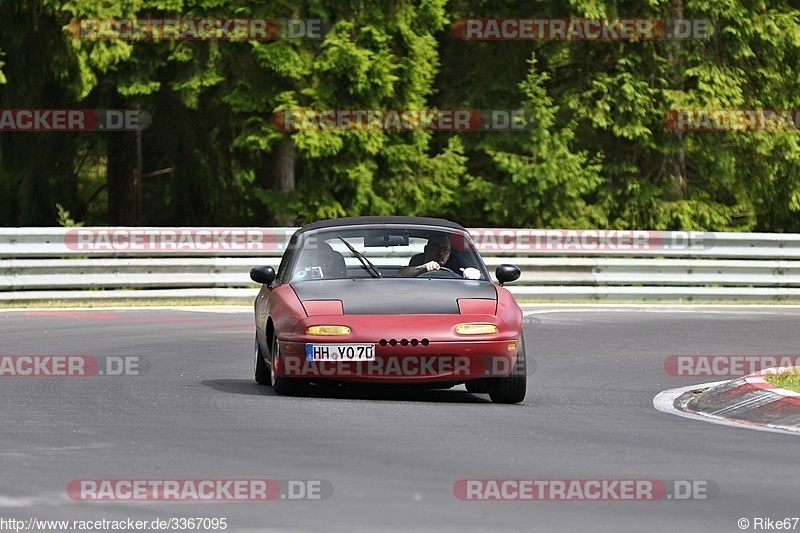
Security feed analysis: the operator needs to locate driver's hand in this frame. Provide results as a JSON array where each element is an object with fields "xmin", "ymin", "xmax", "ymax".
[{"xmin": 420, "ymin": 260, "xmax": 441, "ymax": 272}]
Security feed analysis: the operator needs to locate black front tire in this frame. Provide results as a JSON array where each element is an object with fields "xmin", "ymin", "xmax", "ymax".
[
  {"xmin": 465, "ymin": 380, "xmax": 488, "ymax": 394},
  {"xmin": 270, "ymin": 337, "xmax": 306, "ymax": 396},
  {"xmin": 254, "ymin": 335, "xmax": 270, "ymax": 385},
  {"xmin": 487, "ymin": 337, "xmax": 527, "ymax": 404}
]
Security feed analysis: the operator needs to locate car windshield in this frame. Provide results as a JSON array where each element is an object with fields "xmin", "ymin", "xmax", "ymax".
[{"xmin": 288, "ymin": 226, "xmax": 488, "ymax": 282}]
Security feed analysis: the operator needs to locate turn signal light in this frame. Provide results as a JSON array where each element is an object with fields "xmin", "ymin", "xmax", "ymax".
[
  {"xmin": 455, "ymin": 323, "xmax": 499, "ymax": 335},
  {"xmin": 306, "ymin": 325, "xmax": 351, "ymax": 336}
]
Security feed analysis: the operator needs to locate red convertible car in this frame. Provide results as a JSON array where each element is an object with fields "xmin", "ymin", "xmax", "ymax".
[{"xmin": 250, "ymin": 216, "xmax": 526, "ymax": 403}]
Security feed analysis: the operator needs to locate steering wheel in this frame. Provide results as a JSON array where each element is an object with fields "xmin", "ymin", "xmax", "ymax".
[{"xmin": 420, "ymin": 266, "xmax": 460, "ymax": 279}]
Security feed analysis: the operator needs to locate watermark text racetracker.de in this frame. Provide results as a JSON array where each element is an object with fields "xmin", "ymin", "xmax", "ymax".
[
  {"xmin": 0, "ymin": 109, "xmax": 150, "ymax": 132},
  {"xmin": 452, "ymin": 18, "xmax": 713, "ymax": 40},
  {"xmin": 68, "ymin": 18, "xmax": 331, "ymax": 41},
  {"xmin": 664, "ymin": 109, "xmax": 800, "ymax": 132},
  {"xmin": 63, "ymin": 228, "xmax": 289, "ymax": 252},
  {"xmin": 467, "ymin": 229, "xmax": 711, "ymax": 252},
  {"xmin": 665, "ymin": 355, "xmax": 800, "ymax": 377},
  {"xmin": 68, "ymin": 479, "xmax": 333, "ymax": 501},
  {"xmin": 270, "ymin": 109, "xmax": 533, "ymax": 131},
  {"xmin": 454, "ymin": 479, "xmax": 719, "ymax": 501},
  {"xmin": 282, "ymin": 354, "xmax": 529, "ymax": 378},
  {"xmin": 0, "ymin": 356, "xmax": 146, "ymax": 377}
]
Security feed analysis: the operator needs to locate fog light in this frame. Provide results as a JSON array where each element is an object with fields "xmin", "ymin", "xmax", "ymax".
[
  {"xmin": 455, "ymin": 323, "xmax": 499, "ymax": 335},
  {"xmin": 306, "ymin": 325, "xmax": 351, "ymax": 336}
]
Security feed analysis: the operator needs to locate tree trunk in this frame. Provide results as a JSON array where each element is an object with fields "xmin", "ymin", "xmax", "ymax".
[
  {"xmin": 106, "ymin": 130, "xmax": 140, "ymax": 225},
  {"xmin": 669, "ymin": 0, "xmax": 687, "ymax": 198},
  {"xmin": 264, "ymin": 135, "xmax": 296, "ymax": 226}
]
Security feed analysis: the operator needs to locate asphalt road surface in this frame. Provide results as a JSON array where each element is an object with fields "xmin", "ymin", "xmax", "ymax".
[{"xmin": 1, "ymin": 305, "xmax": 799, "ymax": 533}]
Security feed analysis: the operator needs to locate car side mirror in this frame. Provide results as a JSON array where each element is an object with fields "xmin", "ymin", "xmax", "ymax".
[
  {"xmin": 495, "ymin": 264, "xmax": 521, "ymax": 286},
  {"xmin": 250, "ymin": 266, "xmax": 276, "ymax": 285}
]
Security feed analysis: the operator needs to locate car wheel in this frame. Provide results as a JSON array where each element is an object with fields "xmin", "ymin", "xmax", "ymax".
[
  {"xmin": 465, "ymin": 380, "xmax": 488, "ymax": 394},
  {"xmin": 254, "ymin": 335, "xmax": 270, "ymax": 385},
  {"xmin": 487, "ymin": 337, "xmax": 527, "ymax": 404},
  {"xmin": 270, "ymin": 337, "xmax": 305, "ymax": 396}
]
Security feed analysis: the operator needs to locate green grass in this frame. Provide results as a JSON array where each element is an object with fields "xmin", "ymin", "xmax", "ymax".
[{"xmin": 764, "ymin": 368, "xmax": 800, "ymax": 393}]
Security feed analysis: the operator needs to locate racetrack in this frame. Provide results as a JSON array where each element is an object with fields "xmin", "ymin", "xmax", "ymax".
[{"xmin": 0, "ymin": 306, "xmax": 798, "ymax": 533}]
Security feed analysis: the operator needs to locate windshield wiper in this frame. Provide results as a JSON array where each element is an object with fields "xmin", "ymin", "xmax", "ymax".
[{"xmin": 337, "ymin": 236, "xmax": 382, "ymax": 278}]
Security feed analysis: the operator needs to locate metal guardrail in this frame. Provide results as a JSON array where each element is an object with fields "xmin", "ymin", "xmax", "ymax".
[{"xmin": 2, "ymin": 227, "xmax": 800, "ymax": 302}]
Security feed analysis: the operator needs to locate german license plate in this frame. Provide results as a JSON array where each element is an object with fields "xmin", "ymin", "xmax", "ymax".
[{"xmin": 306, "ymin": 343, "xmax": 375, "ymax": 362}]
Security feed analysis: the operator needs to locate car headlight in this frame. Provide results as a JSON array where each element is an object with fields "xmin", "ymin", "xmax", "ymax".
[
  {"xmin": 455, "ymin": 323, "xmax": 499, "ymax": 335},
  {"xmin": 306, "ymin": 325, "xmax": 352, "ymax": 336}
]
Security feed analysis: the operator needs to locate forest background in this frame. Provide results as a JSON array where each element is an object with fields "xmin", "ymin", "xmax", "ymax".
[{"xmin": 1, "ymin": 0, "xmax": 799, "ymax": 231}]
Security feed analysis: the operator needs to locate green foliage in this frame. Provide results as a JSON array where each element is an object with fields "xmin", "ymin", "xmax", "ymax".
[
  {"xmin": 56, "ymin": 203, "xmax": 84, "ymax": 226},
  {"xmin": 472, "ymin": 55, "xmax": 605, "ymax": 227},
  {"xmin": 0, "ymin": 0, "xmax": 798, "ymax": 231}
]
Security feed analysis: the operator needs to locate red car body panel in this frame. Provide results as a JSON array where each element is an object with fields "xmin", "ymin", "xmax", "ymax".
[
  {"xmin": 266, "ymin": 296, "xmax": 522, "ymax": 385},
  {"xmin": 302, "ymin": 300, "xmax": 345, "ymax": 316}
]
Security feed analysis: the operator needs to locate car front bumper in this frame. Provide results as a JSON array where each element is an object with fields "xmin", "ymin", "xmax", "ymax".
[{"xmin": 274, "ymin": 339, "xmax": 520, "ymax": 384}]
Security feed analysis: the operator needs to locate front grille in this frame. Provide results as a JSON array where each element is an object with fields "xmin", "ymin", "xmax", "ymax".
[{"xmin": 378, "ymin": 338, "xmax": 430, "ymax": 347}]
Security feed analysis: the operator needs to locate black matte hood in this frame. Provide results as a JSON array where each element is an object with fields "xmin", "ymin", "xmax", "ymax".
[{"xmin": 290, "ymin": 278, "xmax": 497, "ymax": 315}]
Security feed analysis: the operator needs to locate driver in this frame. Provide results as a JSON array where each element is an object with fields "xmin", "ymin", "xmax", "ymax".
[
  {"xmin": 312, "ymin": 241, "xmax": 346, "ymax": 278},
  {"xmin": 398, "ymin": 234, "xmax": 454, "ymax": 277},
  {"xmin": 294, "ymin": 241, "xmax": 347, "ymax": 280}
]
